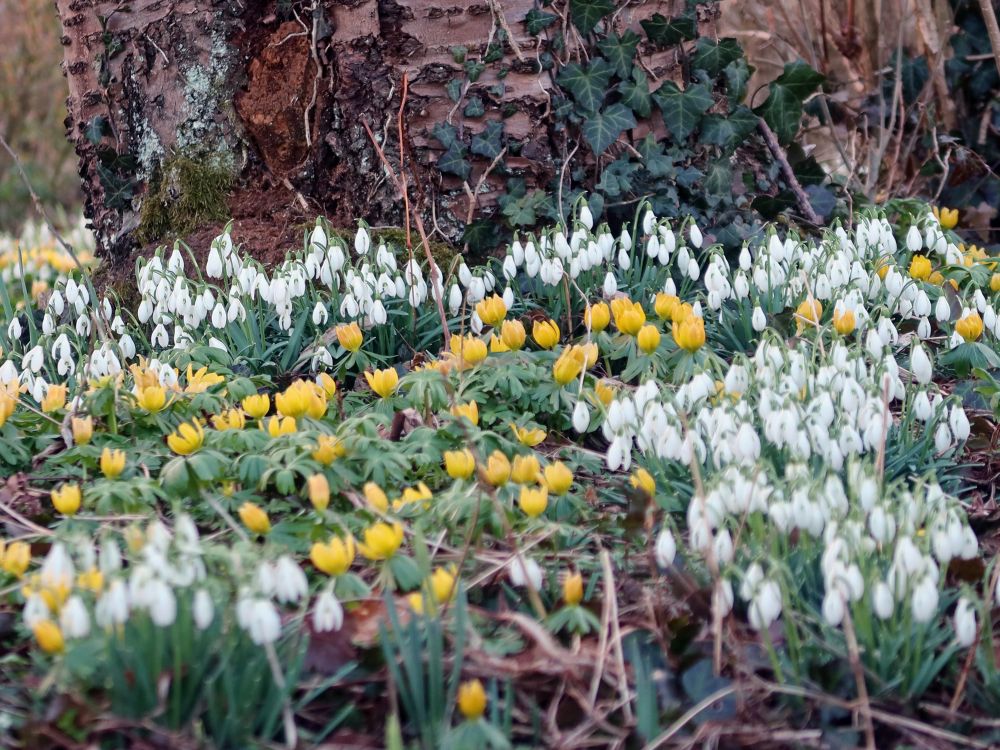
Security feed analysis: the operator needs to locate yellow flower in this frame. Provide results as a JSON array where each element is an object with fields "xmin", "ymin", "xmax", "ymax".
[
  {"xmin": 2, "ymin": 540, "xmax": 30, "ymax": 577},
  {"xmin": 991, "ymin": 273, "xmax": 1000, "ymax": 293},
  {"xmin": 542, "ymin": 461, "xmax": 573, "ymax": 495},
  {"xmin": 358, "ymin": 522, "xmax": 404, "ymax": 560},
  {"xmin": 475, "ymin": 294, "xmax": 507, "ymax": 327},
  {"xmin": 654, "ymin": 293, "xmax": 681, "ymax": 321},
  {"xmin": 307, "ymin": 473, "xmax": 330, "ymax": 512},
  {"xmin": 909, "ymin": 254, "xmax": 932, "ymax": 281},
  {"xmin": 457, "ymin": 679, "xmax": 487, "ymax": 720},
  {"xmin": 444, "ymin": 448, "xmax": 476, "ymax": 480},
  {"xmin": 511, "ymin": 454, "xmax": 541, "ymax": 484},
  {"xmin": 833, "ymin": 308, "xmax": 855, "ymax": 335},
  {"xmin": 397, "ymin": 482, "xmax": 433, "ymax": 508},
  {"xmin": 364, "ymin": 482, "xmax": 389, "ymax": 513},
  {"xmin": 136, "ymin": 385, "xmax": 167, "ymax": 413},
  {"xmin": 489, "ymin": 334, "xmax": 510, "ymax": 353},
  {"xmin": 519, "ymin": 485, "xmax": 548, "ymax": 517},
  {"xmin": 265, "ymin": 415, "xmax": 297, "ymax": 437},
  {"xmin": 552, "ymin": 346, "xmax": 586, "ymax": 385},
  {"xmin": 100, "ymin": 447, "xmax": 126, "ymax": 479},
  {"xmin": 212, "ymin": 408, "xmax": 246, "ymax": 431},
  {"xmin": 32, "ymin": 619, "xmax": 64, "ymax": 654},
  {"xmin": 429, "ymin": 566, "xmax": 457, "ymax": 604},
  {"xmin": 532, "ymin": 319, "xmax": 560, "ymax": 349},
  {"xmin": 51, "ymin": 483, "xmax": 81, "ymax": 516},
  {"xmin": 630, "ymin": 468, "xmax": 655, "ymax": 496},
  {"xmin": 451, "ymin": 401, "xmax": 479, "ymax": 426},
  {"xmin": 933, "ymin": 206, "xmax": 958, "ymax": 229},
  {"xmin": 956, "ymin": 312, "xmax": 984, "ymax": 342},
  {"xmin": 484, "ymin": 451, "xmax": 511, "ymax": 486},
  {"xmin": 0, "ymin": 392, "xmax": 16, "ymax": 427},
  {"xmin": 611, "ymin": 298, "xmax": 646, "ymax": 335},
  {"xmin": 71, "ymin": 415, "xmax": 93, "ymax": 445},
  {"xmin": 184, "ymin": 365, "xmax": 224, "ymax": 394},
  {"xmin": 305, "ymin": 383, "xmax": 328, "ymax": 419},
  {"xmin": 276, "ymin": 380, "xmax": 313, "ymax": 419},
  {"xmin": 242, "ymin": 393, "xmax": 270, "ymax": 419},
  {"xmin": 312, "ymin": 434, "xmax": 345, "ymax": 464},
  {"xmin": 511, "ymin": 423, "xmax": 546, "ymax": 447},
  {"xmin": 317, "ymin": 373, "xmax": 338, "ymax": 399},
  {"xmin": 221, "ymin": 481, "xmax": 237, "ymax": 497},
  {"xmin": 580, "ymin": 342, "xmax": 599, "ymax": 368},
  {"xmin": 77, "ymin": 567, "xmax": 103, "ymax": 593},
  {"xmin": 795, "ymin": 298, "xmax": 823, "ymax": 332},
  {"xmin": 584, "ymin": 302, "xmax": 610, "ymax": 332},
  {"xmin": 450, "ymin": 334, "xmax": 488, "ymax": 366},
  {"xmin": 672, "ymin": 315, "xmax": 706, "ymax": 353},
  {"xmin": 500, "ymin": 319, "xmax": 526, "ymax": 350},
  {"xmin": 239, "ymin": 502, "xmax": 271, "ymax": 535},
  {"xmin": 310, "ymin": 534, "xmax": 355, "ymax": 576},
  {"xmin": 637, "ymin": 324, "xmax": 661, "ymax": 354},
  {"xmin": 563, "ymin": 571, "xmax": 584, "ymax": 606},
  {"xmin": 928, "ymin": 270, "xmax": 945, "ymax": 286},
  {"xmin": 365, "ymin": 367, "xmax": 399, "ymax": 398},
  {"xmin": 41, "ymin": 384, "xmax": 67, "ymax": 413},
  {"xmin": 167, "ymin": 419, "xmax": 205, "ymax": 455},
  {"xmin": 594, "ymin": 380, "xmax": 615, "ymax": 406},
  {"xmin": 336, "ymin": 321, "xmax": 364, "ymax": 352}
]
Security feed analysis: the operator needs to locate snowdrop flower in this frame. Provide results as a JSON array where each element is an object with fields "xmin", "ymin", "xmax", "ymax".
[
  {"xmin": 935, "ymin": 296, "xmax": 950, "ymax": 323},
  {"xmin": 579, "ymin": 203, "xmax": 593, "ymax": 230},
  {"xmin": 949, "ymin": 405, "xmax": 970, "ymax": 442},
  {"xmin": 654, "ymin": 528, "xmax": 676, "ymax": 567},
  {"xmin": 572, "ymin": 401, "xmax": 589, "ymax": 433},
  {"xmin": 313, "ymin": 589, "xmax": 344, "ymax": 632},
  {"xmin": 272, "ymin": 556, "xmax": 308, "ymax": 604},
  {"xmin": 312, "ymin": 301, "xmax": 328, "ymax": 326},
  {"xmin": 822, "ymin": 589, "xmax": 845, "ymax": 626},
  {"xmin": 245, "ymin": 598, "xmax": 282, "ymax": 645},
  {"xmin": 953, "ymin": 597, "xmax": 977, "ymax": 647},
  {"xmin": 354, "ymin": 227, "xmax": 370, "ymax": 255},
  {"xmin": 911, "ymin": 576, "xmax": 939, "ymax": 623},
  {"xmin": 906, "ymin": 225, "xmax": 922, "ymax": 252},
  {"xmin": 603, "ymin": 272, "xmax": 617, "ymax": 297},
  {"xmin": 689, "ymin": 222, "xmax": 703, "ymax": 248},
  {"xmin": 872, "ymin": 582, "xmax": 894, "ymax": 619},
  {"xmin": 508, "ymin": 556, "xmax": 543, "ymax": 590},
  {"xmin": 748, "ymin": 579, "xmax": 782, "ymax": 630},
  {"xmin": 206, "ymin": 245, "xmax": 224, "ymax": 277},
  {"xmin": 910, "ymin": 345, "xmax": 932, "ymax": 384},
  {"xmin": 751, "ymin": 306, "xmax": 766, "ymax": 332}
]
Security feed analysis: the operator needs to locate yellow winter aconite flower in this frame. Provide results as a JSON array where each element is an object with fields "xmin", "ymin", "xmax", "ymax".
[
  {"xmin": 489, "ymin": 334, "xmax": 509, "ymax": 353},
  {"xmin": 594, "ymin": 380, "xmax": 615, "ymax": 406},
  {"xmin": 457, "ymin": 679, "xmax": 487, "ymax": 720},
  {"xmin": 553, "ymin": 346, "xmax": 586, "ymax": 385},
  {"xmin": 611, "ymin": 298, "xmax": 646, "ymax": 335},
  {"xmin": 364, "ymin": 482, "xmax": 389, "ymax": 513},
  {"xmin": 136, "ymin": 385, "xmax": 167, "ymax": 413},
  {"xmin": 584, "ymin": 302, "xmax": 610, "ymax": 332},
  {"xmin": 511, "ymin": 454, "xmax": 541, "ymax": 484},
  {"xmin": 307, "ymin": 473, "xmax": 330, "ymax": 511},
  {"xmin": 543, "ymin": 461, "xmax": 574, "ymax": 495},
  {"xmin": 310, "ymin": 534, "xmax": 355, "ymax": 576},
  {"xmin": 637, "ymin": 324, "xmax": 661, "ymax": 354},
  {"xmin": 451, "ymin": 401, "xmax": 479, "ymax": 426},
  {"xmin": 511, "ymin": 423, "xmax": 546, "ymax": 447},
  {"xmin": 2, "ymin": 540, "xmax": 30, "ymax": 577},
  {"xmin": 519, "ymin": 485, "xmax": 548, "ymax": 517},
  {"xmin": 167, "ymin": 419, "xmax": 205, "ymax": 455},
  {"xmin": 933, "ymin": 205, "xmax": 958, "ymax": 229},
  {"xmin": 833, "ymin": 307, "xmax": 856, "ymax": 335},
  {"xmin": 484, "ymin": 451, "xmax": 511, "ymax": 486},
  {"xmin": 444, "ymin": 448, "xmax": 476, "ymax": 480},
  {"xmin": 795, "ymin": 297, "xmax": 823, "ymax": 332},
  {"xmin": 71, "ymin": 415, "xmax": 93, "ymax": 445},
  {"xmin": 396, "ymin": 482, "xmax": 433, "ymax": 510},
  {"xmin": 317, "ymin": 372, "xmax": 338, "ymax": 398},
  {"xmin": 242, "ymin": 393, "xmax": 270, "ymax": 419},
  {"xmin": 239, "ymin": 502, "xmax": 271, "ymax": 535},
  {"xmin": 51, "ymin": 483, "xmax": 81, "ymax": 516},
  {"xmin": 500, "ymin": 319, "xmax": 526, "ymax": 350},
  {"xmin": 305, "ymin": 383, "xmax": 328, "ymax": 419},
  {"xmin": 429, "ymin": 566, "xmax": 457, "ymax": 604},
  {"xmin": 532, "ymin": 319, "xmax": 560, "ymax": 349},
  {"xmin": 654, "ymin": 292, "xmax": 681, "ymax": 321},
  {"xmin": 450, "ymin": 334, "xmax": 488, "ymax": 365},
  {"xmin": 956, "ymin": 312, "xmax": 984, "ymax": 342},
  {"xmin": 563, "ymin": 571, "xmax": 584, "ymax": 606},
  {"xmin": 336, "ymin": 321, "xmax": 364, "ymax": 352},
  {"xmin": 630, "ymin": 467, "xmax": 655, "ymax": 496},
  {"xmin": 77, "ymin": 567, "xmax": 103, "ymax": 593},
  {"xmin": 212, "ymin": 408, "xmax": 246, "ymax": 431},
  {"xmin": 365, "ymin": 367, "xmax": 399, "ymax": 398},
  {"xmin": 580, "ymin": 341, "xmax": 599, "ymax": 368},
  {"xmin": 991, "ymin": 273, "xmax": 1000, "ymax": 293},
  {"xmin": 184, "ymin": 365, "xmax": 224, "ymax": 394},
  {"xmin": 358, "ymin": 522, "xmax": 404, "ymax": 560},
  {"xmin": 672, "ymin": 314, "xmax": 706, "ymax": 353},
  {"xmin": 33, "ymin": 620, "xmax": 64, "ymax": 654},
  {"xmin": 476, "ymin": 294, "xmax": 507, "ymax": 327},
  {"xmin": 276, "ymin": 380, "xmax": 313, "ymax": 419},
  {"xmin": 312, "ymin": 434, "xmax": 345, "ymax": 464},
  {"xmin": 265, "ymin": 415, "xmax": 297, "ymax": 437},
  {"xmin": 100, "ymin": 448, "xmax": 126, "ymax": 479},
  {"xmin": 909, "ymin": 255, "xmax": 932, "ymax": 281},
  {"xmin": 41, "ymin": 384, "xmax": 67, "ymax": 413},
  {"xmin": 0, "ymin": 391, "xmax": 16, "ymax": 426}
]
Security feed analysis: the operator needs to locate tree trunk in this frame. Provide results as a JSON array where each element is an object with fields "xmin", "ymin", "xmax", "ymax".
[{"xmin": 54, "ymin": 0, "xmax": 700, "ymax": 261}]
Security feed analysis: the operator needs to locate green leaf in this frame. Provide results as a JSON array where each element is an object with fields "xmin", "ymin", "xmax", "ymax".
[
  {"xmin": 595, "ymin": 157, "xmax": 636, "ymax": 197},
  {"xmin": 597, "ymin": 30, "xmax": 640, "ymax": 77},
  {"xmin": 432, "ymin": 123, "xmax": 459, "ymax": 149},
  {"xmin": 464, "ymin": 96, "xmax": 485, "ymax": 118},
  {"xmin": 446, "ymin": 78, "xmax": 462, "ymax": 103},
  {"xmin": 753, "ymin": 62, "xmax": 824, "ymax": 144},
  {"xmin": 652, "ymin": 81, "xmax": 714, "ymax": 141},
  {"xmin": 724, "ymin": 58, "xmax": 752, "ymax": 106},
  {"xmin": 618, "ymin": 68, "xmax": 652, "ymax": 118},
  {"xmin": 524, "ymin": 9, "xmax": 558, "ymax": 35},
  {"xmin": 636, "ymin": 134, "xmax": 673, "ymax": 178},
  {"xmin": 581, "ymin": 103, "xmax": 636, "ymax": 155},
  {"xmin": 640, "ymin": 13, "xmax": 697, "ymax": 47},
  {"xmin": 773, "ymin": 60, "xmax": 825, "ymax": 99},
  {"xmin": 471, "ymin": 121, "xmax": 504, "ymax": 160},
  {"xmin": 691, "ymin": 38, "xmax": 743, "ymax": 77},
  {"xmin": 700, "ymin": 106, "xmax": 758, "ymax": 149},
  {"xmin": 703, "ymin": 160, "xmax": 731, "ymax": 204},
  {"xmin": 557, "ymin": 59, "xmax": 615, "ymax": 112},
  {"xmin": 569, "ymin": 0, "xmax": 614, "ymax": 34},
  {"xmin": 438, "ymin": 142, "xmax": 471, "ymax": 180}
]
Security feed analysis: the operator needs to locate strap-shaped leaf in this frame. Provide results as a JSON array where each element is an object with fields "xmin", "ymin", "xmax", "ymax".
[
  {"xmin": 652, "ymin": 81, "xmax": 713, "ymax": 142},
  {"xmin": 581, "ymin": 103, "xmax": 637, "ymax": 155}
]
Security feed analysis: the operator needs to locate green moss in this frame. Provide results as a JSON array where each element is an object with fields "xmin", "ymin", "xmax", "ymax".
[{"xmin": 137, "ymin": 154, "xmax": 233, "ymax": 244}]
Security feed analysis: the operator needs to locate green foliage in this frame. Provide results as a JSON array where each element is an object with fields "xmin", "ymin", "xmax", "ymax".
[{"xmin": 137, "ymin": 154, "xmax": 233, "ymax": 244}]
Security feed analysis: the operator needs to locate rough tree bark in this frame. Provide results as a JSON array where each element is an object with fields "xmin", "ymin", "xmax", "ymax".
[{"xmin": 53, "ymin": 0, "xmax": 704, "ymax": 262}]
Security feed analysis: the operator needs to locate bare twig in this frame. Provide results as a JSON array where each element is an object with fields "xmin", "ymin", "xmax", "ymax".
[
  {"xmin": 841, "ymin": 605, "xmax": 876, "ymax": 750},
  {"xmin": 756, "ymin": 118, "xmax": 822, "ymax": 225},
  {"xmin": 978, "ymin": 0, "xmax": 1000, "ymax": 79}
]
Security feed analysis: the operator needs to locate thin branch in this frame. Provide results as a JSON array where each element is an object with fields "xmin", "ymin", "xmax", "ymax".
[{"xmin": 756, "ymin": 118, "xmax": 822, "ymax": 225}]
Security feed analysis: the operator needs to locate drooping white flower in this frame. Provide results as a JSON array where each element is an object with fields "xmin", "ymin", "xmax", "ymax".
[
  {"xmin": 313, "ymin": 589, "xmax": 344, "ymax": 633},
  {"xmin": 572, "ymin": 401, "xmax": 590, "ymax": 433},
  {"xmin": 654, "ymin": 528, "xmax": 676, "ymax": 568},
  {"xmin": 508, "ymin": 556, "xmax": 543, "ymax": 590},
  {"xmin": 953, "ymin": 597, "xmax": 977, "ymax": 647}
]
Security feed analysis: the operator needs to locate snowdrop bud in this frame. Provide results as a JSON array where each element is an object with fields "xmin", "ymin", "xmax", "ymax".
[
  {"xmin": 579, "ymin": 203, "xmax": 593, "ymax": 230},
  {"xmin": 617, "ymin": 246, "xmax": 631, "ymax": 270},
  {"xmin": 739, "ymin": 245, "xmax": 751, "ymax": 270},
  {"xmin": 910, "ymin": 345, "xmax": 932, "ymax": 384},
  {"xmin": 917, "ymin": 317, "xmax": 931, "ymax": 339},
  {"xmin": 654, "ymin": 527, "xmax": 676, "ymax": 567},
  {"xmin": 935, "ymin": 296, "xmax": 950, "ymax": 323},
  {"xmin": 689, "ymin": 222, "xmax": 703, "ymax": 248},
  {"xmin": 872, "ymin": 582, "xmax": 894, "ymax": 619},
  {"xmin": 354, "ymin": 227, "xmax": 370, "ymax": 255},
  {"xmin": 148, "ymin": 579, "xmax": 178, "ymax": 627},
  {"xmin": 206, "ymin": 246, "xmax": 223, "ymax": 278},
  {"xmin": 949, "ymin": 405, "xmax": 970, "ymax": 442},
  {"xmin": 645, "ymin": 234, "xmax": 660, "ymax": 259},
  {"xmin": 448, "ymin": 283, "xmax": 462, "ymax": 315},
  {"xmin": 458, "ymin": 263, "xmax": 473, "ymax": 287},
  {"xmin": 209, "ymin": 303, "xmax": 225, "ymax": 329},
  {"xmin": 642, "ymin": 210, "xmax": 654, "ymax": 235},
  {"xmin": 572, "ymin": 401, "xmax": 590, "ymax": 433},
  {"xmin": 502, "ymin": 255, "xmax": 517, "ymax": 280},
  {"xmin": 822, "ymin": 590, "xmax": 845, "ymax": 626},
  {"xmin": 686, "ymin": 258, "xmax": 700, "ymax": 280},
  {"xmin": 911, "ymin": 576, "xmax": 939, "ymax": 623},
  {"xmin": 752, "ymin": 306, "xmax": 766, "ymax": 332},
  {"xmin": 60, "ymin": 595, "xmax": 90, "ymax": 639},
  {"xmin": 502, "ymin": 286, "xmax": 514, "ymax": 309},
  {"xmin": 191, "ymin": 588, "xmax": 214, "ymax": 630},
  {"xmin": 954, "ymin": 597, "xmax": 977, "ymax": 647},
  {"xmin": 603, "ymin": 272, "xmax": 618, "ymax": 296},
  {"xmin": 906, "ymin": 225, "xmax": 922, "ymax": 252}
]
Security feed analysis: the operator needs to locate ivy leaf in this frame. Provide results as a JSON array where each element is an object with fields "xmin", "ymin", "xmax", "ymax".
[
  {"xmin": 640, "ymin": 13, "xmax": 697, "ymax": 47},
  {"xmin": 618, "ymin": 69, "xmax": 651, "ymax": 118},
  {"xmin": 438, "ymin": 142, "xmax": 471, "ymax": 180},
  {"xmin": 700, "ymin": 106, "xmax": 758, "ymax": 149},
  {"xmin": 754, "ymin": 62, "xmax": 824, "ymax": 144},
  {"xmin": 432, "ymin": 122, "xmax": 459, "ymax": 149},
  {"xmin": 691, "ymin": 38, "xmax": 743, "ymax": 77},
  {"xmin": 557, "ymin": 59, "xmax": 615, "ymax": 113},
  {"xmin": 524, "ymin": 8, "xmax": 558, "ymax": 35},
  {"xmin": 597, "ymin": 30, "xmax": 640, "ymax": 77},
  {"xmin": 636, "ymin": 134, "xmax": 673, "ymax": 178},
  {"xmin": 703, "ymin": 160, "xmax": 732, "ymax": 205},
  {"xmin": 581, "ymin": 103, "xmax": 637, "ymax": 155},
  {"xmin": 84, "ymin": 116, "xmax": 109, "ymax": 145},
  {"xmin": 463, "ymin": 218, "xmax": 505, "ymax": 253},
  {"xmin": 464, "ymin": 97, "xmax": 485, "ymax": 118},
  {"xmin": 724, "ymin": 58, "xmax": 752, "ymax": 106},
  {"xmin": 446, "ymin": 78, "xmax": 463, "ymax": 103},
  {"xmin": 569, "ymin": 0, "xmax": 614, "ymax": 34},
  {"xmin": 471, "ymin": 121, "xmax": 504, "ymax": 160},
  {"xmin": 500, "ymin": 189, "xmax": 548, "ymax": 226},
  {"xmin": 652, "ymin": 81, "xmax": 713, "ymax": 141},
  {"xmin": 596, "ymin": 157, "xmax": 636, "ymax": 197}
]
